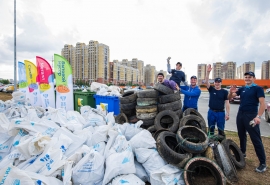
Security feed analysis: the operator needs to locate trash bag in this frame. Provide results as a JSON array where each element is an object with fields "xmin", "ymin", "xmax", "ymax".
[
  {"xmin": 129, "ymin": 129, "xmax": 156, "ymax": 152},
  {"xmin": 111, "ymin": 174, "xmax": 145, "ymax": 185}
]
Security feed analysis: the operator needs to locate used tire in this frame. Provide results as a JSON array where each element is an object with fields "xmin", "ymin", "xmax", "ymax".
[
  {"xmin": 221, "ymin": 139, "xmax": 246, "ymax": 169},
  {"xmin": 184, "ymin": 157, "xmax": 226, "ymax": 185},
  {"xmin": 160, "ymin": 109, "xmax": 183, "ymax": 124},
  {"xmin": 156, "ymin": 131, "xmax": 192, "ymax": 168},
  {"xmin": 265, "ymin": 109, "xmax": 270, "ymax": 123},
  {"xmin": 158, "ymin": 92, "xmax": 181, "ymax": 104},
  {"xmin": 115, "ymin": 113, "xmax": 128, "ymax": 124},
  {"xmin": 137, "ymin": 89, "xmax": 158, "ymax": 98},
  {"xmin": 213, "ymin": 143, "xmax": 238, "ymax": 183},
  {"xmin": 183, "ymin": 108, "xmax": 204, "ymax": 120},
  {"xmin": 120, "ymin": 101, "xmax": 136, "ymax": 110},
  {"xmin": 140, "ymin": 118, "xmax": 155, "ymax": 129},
  {"xmin": 121, "ymin": 108, "xmax": 136, "ymax": 117},
  {"xmin": 137, "ymin": 98, "xmax": 157, "ymax": 106},
  {"xmin": 147, "ymin": 125, "xmax": 156, "ymax": 136},
  {"xmin": 128, "ymin": 115, "xmax": 139, "ymax": 123},
  {"xmin": 158, "ymin": 100, "xmax": 182, "ymax": 112},
  {"xmin": 179, "ymin": 115, "xmax": 207, "ymax": 133},
  {"xmin": 153, "ymin": 129, "xmax": 168, "ymax": 141},
  {"xmin": 155, "ymin": 110, "xmax": 179, "ymax": 133},
  {"xmin": 154, "ymin": 83, "xmax": 174, "ymax": 95},
  {"xmin": 176, "ymin": 126, "xmax": 209, "ymax": 154},
  {"xmin": 136, "ymin": 112, "xmax": 157, "ymax": 120},
  {"xmin": 136, "ymin": 105, "xmax": 157, "ymax": 113},
  {"xmin": 120, "ymin": 91, "xmax": 137, "ymax": 104}
]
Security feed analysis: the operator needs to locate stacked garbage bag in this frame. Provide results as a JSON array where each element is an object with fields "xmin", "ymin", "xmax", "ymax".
[{"xmin": 0, "ymin": 91, "xmax": 188, "ymax": 185}]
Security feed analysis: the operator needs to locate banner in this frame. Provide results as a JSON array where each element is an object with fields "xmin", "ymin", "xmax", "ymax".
[
  {"xmin": 36, "ymin": 56, "xmax": 55, "ymax": 108},
  {"xmin": 18, "ymin": 62, "xmax": 28, "ymax": 95},
  {"xmin": 54, "ymin": 54, "xmax": 74, "ymax": 110},
  {"xmin": 24, "ymin": 60, "xmax": 42, "ymax": 106}
]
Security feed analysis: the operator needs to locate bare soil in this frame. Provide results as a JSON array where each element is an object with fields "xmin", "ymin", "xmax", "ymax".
[{"xmin": 1, "ymin": 92, "xmax": 270, "ymax": 184}]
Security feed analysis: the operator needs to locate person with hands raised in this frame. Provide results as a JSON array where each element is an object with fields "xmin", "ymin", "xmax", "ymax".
[
  {"xmin": 167, "ymin": 57, "xmax": 187, "ymax": 86},
  {"xmin": 204, "ymin": 64, "xmax": 229, "ymax": 138},
  {"xmin": 228, "ymin": 71, "xmax": 267, "ymax": 173}
]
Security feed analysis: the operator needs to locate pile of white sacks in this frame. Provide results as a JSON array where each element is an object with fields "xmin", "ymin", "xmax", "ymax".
[{"xmin": 0, "ymin": 92, "xmax": 185, "ymax": 185}]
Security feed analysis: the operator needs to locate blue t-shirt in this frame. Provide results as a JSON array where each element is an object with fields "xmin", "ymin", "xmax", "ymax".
[
  {"xmin": 208, "ymin": 86, "xmax": 228, "ymax": 110},
  {"xmin": 236, "ymin": 86, "xmax": 265, "ymax": 112}
]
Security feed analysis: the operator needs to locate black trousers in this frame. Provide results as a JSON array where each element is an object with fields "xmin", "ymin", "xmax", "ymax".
[{"xmin": 236, "ymin": 111, "xmax": 266, "ymax": 165}]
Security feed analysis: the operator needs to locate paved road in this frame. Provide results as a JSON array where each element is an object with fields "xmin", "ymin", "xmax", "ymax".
[{"xmin": 181, "ymin": 92, "xmax": 270, "ymax": 137}]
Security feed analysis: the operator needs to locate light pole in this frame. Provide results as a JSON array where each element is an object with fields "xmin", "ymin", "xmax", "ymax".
[{"xmin": 14, "ymin": 0, "xmax": 17, "ymax": 91}]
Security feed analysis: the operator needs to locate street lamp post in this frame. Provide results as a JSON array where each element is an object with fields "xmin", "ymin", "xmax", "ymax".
[{"xmin": 14, "ymin": 0, "xmax": 17, "ymax": 91}]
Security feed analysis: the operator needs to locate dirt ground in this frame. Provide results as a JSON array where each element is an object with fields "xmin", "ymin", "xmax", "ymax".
[{"xmin": 1, "ymin": 92, "xmax": 270, "ymax": 184}]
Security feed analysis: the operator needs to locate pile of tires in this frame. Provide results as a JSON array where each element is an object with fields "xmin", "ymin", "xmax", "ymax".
[
  {"xmin": 119, "ymin": 91, "xmax": 137, "ymax": 123},
  {"xmin": 136, "ymin": 89, "xmax": 158, "ymax": 129}
]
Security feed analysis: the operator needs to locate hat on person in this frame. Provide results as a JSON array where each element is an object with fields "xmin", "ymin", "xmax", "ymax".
[
  {"xmin": 214, "ymin": 77, "xmax": 222, "ymax": 83},
  {"xmin": 157, "ymin": 72, "xmax": 164, "ymax": 77},
  {"xmin": 176, "ymin": 62, "xmax": 182, "ymax": 66},
  {"xmin": 244, "ymin": 71, "xmax": 255, "ymax": 77},
  {"xmin": 190, "ymin": 75, "xmax": 197, "ymax": 79}
]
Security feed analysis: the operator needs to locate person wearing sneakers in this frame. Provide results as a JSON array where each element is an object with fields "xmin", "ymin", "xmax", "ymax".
[
  {"xmin": 167, "ymin": 57, "xmax": 187, "ymax": 86},
  {"xmin": 228, "ymin": 71, "xmax": 267, "ymax": 173},
  {"xmin": 205, "ymin": 64, "xmax": 230, "ymax": 138},
  {"xmin": 175, "ymin": 75, "xmax": 201, "ymax": 111}
]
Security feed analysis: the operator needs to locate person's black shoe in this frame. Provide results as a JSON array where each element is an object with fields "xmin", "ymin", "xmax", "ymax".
[{"xmin": 255, "ymin": 164, "xmax": 267, "ymax": 173}]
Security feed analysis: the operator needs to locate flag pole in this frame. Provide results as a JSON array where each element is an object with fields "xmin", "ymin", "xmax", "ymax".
[{"xmin": 14, "ymin": 0, "xmax": 17, "ymax": 91}]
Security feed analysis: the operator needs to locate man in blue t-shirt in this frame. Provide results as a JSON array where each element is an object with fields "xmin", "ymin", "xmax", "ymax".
[
  {"xmin": 228, "ymin": 71, "xmax": 267, "ymax": 173},
  {"xmin": 167, "ymin": 57, "xmax": 187, "ymax": 86},
  {"xmin": 176, "ymin": 75, "xmax": 201, "ymax": 111},
  {"xmin": 205, "ymin": 64, "xmax": 230, "ymax": 137}
]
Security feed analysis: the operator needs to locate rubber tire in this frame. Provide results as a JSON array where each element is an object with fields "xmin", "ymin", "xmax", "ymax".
[
  {"xmin": 265, "ymin": 109, "xmax": 270, "ymax": 123},
  {"xmin": 213, "ymin": 143, "xmax": 238, "ymax": 183},
  {"xmin": 120, "ymin": 91, "xmax": 137, "ymax": 104},
  {"xmin": 156, "ymin": 131, "xmax": 192, "ymax": 168},
  {"xmin": 136, "ymin": 112, "xmax": 157, "ymax": 120},
  {"xmin": 155, "ymin": 110, "xmax": 179, "ymax": 133},
  {"xmin": 120, "ymin": 101, "xmax": 137, "ymax": 110},
  {"xmin": 147, "ymin": 125, "xmax": 156, "ymax": 136},
  {"xmin": 137, "ymin": 98, "xmax": 157, "ymax": 106},
  {"xmin": 136, "ymin": 105, "xmax": 157, "ymax": 113},
  {"xmin": 179, "ymin": 115, "xmax": 207, "ymax": 133},
  {"xmin": 158, "ymin": 92, "xmax": 181, "ymax": 104},
  {"xmin": 121, "ymin": 108, "xmax": 136, "ymax": 117},
  {"xmin": 154, "ymin": 83, "xmax": 174, "ymax": 95},
  {"xmin": 140, "ymin": 118, "xmax": 155, "ymax": 129},
  {"xmin": 184, "ymin": 157, "xmax": 226, "ymax": 185},
  {"xmin": 137, "ymin": 89, "xmax": 158, "ymax": 98},
  {"xmin": 183, "ymin": 108, "xmax": 204, "ymax": 120},
  {"xmin": 176, "ymin": 126, "xmax": 209, "ymax": 154},
  {"xmin": 128, "ymin": 115, "xmax": 139, "ymax": 123},
  {"xmin": 221, "ymin": 139, "xmax": 246, "ymax": 169},
  {"xmin": 160, "ymin": 109, "xmax": 183, "ymax": 124},
  {"xmin": 115, "ymin": 113, "xmax": 128, "ymax": 124},
  {"xmin": 153, "ymin": 129, "xmax": 168, "ymax": 141},
  {"xmin": 158, "ymin": 100, "xmax": 182, "ymax": 112}
]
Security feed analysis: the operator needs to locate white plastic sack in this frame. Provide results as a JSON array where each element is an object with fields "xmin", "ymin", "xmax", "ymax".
[
  {"xmin": 86, "ymin": 125, "xmax": 109, "ymax": 146},
  {"xmin": 0, "ymin": 149, "xmax": 22, "ymax": 169},
  {"xmin": 45, "ymin": 107, "xmax": 68, "ymax": 126},
  {"xmin": 82, "ymin": 108, "xmax": 107, "ymax": 127},
  {"xmin": 0, "ymin": 165, "xmax": 35, "ymax": 185},
  {"xmin": 135, "ymin": 148, "xmax": 167, "ymax": 177},
  {"xmin": 0, "ymin": 100, "xmax": 6, "ymax": 112},
  {"xmin": 111, "ymin": 174, "xmax": 145, "ymax": 185},
  {"xmin": 63, "ymin": 161, "xmax": 73, "ymax": 185},
  {"xmin": 72, "ymin": 150, "xmax": 105, "ymax": 185},
  {"xmin": 12, "ymin": 91, "xmax": 26, "ymax": 104},
  {"xmin": 67, "ymin": 110, "xmax": 86, "ymax": 125},
  {"xmin": 67, "ymin": 145, "xmax": 91, "ymax": 165},
  {"xmin": 117, "ymin": 122, "xmax": 144, "ymax": 141},
  {"xmin": 27, "ymin": 171, "xmax": 63, "ymax": 185},
  {"xmin": 0, "ymin": 113, "xmax": 10, "ymax": 132},
  {"xmin": 150, "ymin": 164, "xmax": 185, "ymax": 185},
  {"xmin": 52, "ymin": 133, "xmax": 73, "ymax": 155},
  {"xmin": 103, "ymin": 135, "xmax": 136, "ymax": 185},
  {"xmin": 90, "ymin": 82, "xmax": 108, "ymax": 92},
  {"xmin": 103, "ymin": 129, "xmax": 119, "ymax": 158},
  {"xmin": 90, "ymin": 142, "xmax": 106, "ymax": 156},
  {"xmin": 134, "ymin": 160, "xmax": 149, "ymax": 182},
  {"xmin": 129, "ymin": 129, "xmax": 156, "ymax": 151}
]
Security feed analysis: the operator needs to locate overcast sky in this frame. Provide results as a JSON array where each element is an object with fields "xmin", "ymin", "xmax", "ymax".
[{"xmin": 0, "ymin": 0, "xmax": 270, "ymax": 80}]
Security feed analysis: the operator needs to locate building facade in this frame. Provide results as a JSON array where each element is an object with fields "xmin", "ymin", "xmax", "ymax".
[
  {"xmin": 197, "ymin": 64, "xmax": 207, "ymax": 80},
  {"xmin": 61, "ymin": 40, "xmax": 110, "ymax": 84},
  {"xmin": 237, "ymin": 62, "xmax": 255, "ymax": 79},
  {"xmin": 144, "ymin": 64, "xmax": 156, "ymax": 86},
  {"xmin": 212, "ymin": 61, "xmax": 236, "ymax": 79},
  {"xmin": 262, "ymin": 60, "xmax": 270, "ymax": 79}
]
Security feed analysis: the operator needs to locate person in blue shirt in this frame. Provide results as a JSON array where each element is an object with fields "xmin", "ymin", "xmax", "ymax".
[
  {"xmin": 167, "ymin": 57, "xmax": 187, "ymax": 86},
  {"xmin": 205, "ymin": 64, "xmax": 230, "ymax": 137},
  {"xmin": 176, "ymin": 75, "xmax": 201, "ymax": 111},
  {"xmin": 228, "ymin": 71, "xmax": 267, "ymax": 173}
]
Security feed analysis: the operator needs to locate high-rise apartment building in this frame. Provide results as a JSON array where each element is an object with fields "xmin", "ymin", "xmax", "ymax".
[
  {"xmin": 130, "ymin": 58, "xmax": 144, "ymax": 85},
  {"xmin": 237, "ymin": 62, "xmax": 255, "ymax": 79},
  {"xmin": 197, "ymin": 64, "xmax": 207, "ymax": 80},
  {"xmin": 144, "ymin": 64, "xmax": 156, "ymax": 86},
  {"xmin": 212, "ymin": 61, "xmax": 236, "ymax": 79},
  {"xmin": 61, "ymin": 40, "xmax": 110, "ymax": 84},
  {"xmin": 261, "ymin": 60, "xmax": 270, "ymax": 79}
]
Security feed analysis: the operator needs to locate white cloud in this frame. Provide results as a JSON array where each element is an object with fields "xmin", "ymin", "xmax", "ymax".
[{"xmin": 0, "ymin": 0, "xmax": 269, "ymax": 80}]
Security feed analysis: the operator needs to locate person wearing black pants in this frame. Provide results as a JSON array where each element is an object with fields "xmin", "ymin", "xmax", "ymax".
[{"xmin": 229, "ymin": 71, "xmax": 267, "ymax": 173}]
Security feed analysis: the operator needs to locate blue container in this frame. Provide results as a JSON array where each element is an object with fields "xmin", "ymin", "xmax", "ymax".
[{"xmin": 94, "ymin": 95, "xmax": 120, "ymax": 115}]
